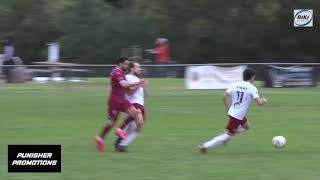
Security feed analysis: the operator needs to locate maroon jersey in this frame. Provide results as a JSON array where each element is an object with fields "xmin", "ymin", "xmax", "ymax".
[
  {"xmin": 109, "ymin": 67, "xmax": 127, "ymax": 102},
  {"xmin": 107, "ymin": 67, "xmax": 133, "ymax": 121}
]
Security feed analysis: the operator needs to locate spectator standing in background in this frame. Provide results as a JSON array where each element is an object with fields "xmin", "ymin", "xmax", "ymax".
[
  {"xmin": 3, "ymin": 36, "xmax": 15, "ymax": 61},
  {"xmin": 146, "ymin": 38, "xmax": 172, "ymax": 77},
  {"xmin": 2, "ymin": 36, "xmax": 15, "ymax": 82},
  {"xmin": 147, "ymin": 38, "xmax": 170, "ymax": 64}
]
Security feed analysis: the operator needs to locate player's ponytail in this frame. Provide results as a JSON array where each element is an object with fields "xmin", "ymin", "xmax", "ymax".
[{"xmin": 129, "ymin": 61, "xmax": 137, "ymax": 72}]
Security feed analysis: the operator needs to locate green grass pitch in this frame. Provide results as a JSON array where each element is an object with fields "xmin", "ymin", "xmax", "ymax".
[{"xmin": 0, "ymin": 78, "xmax": 319, "ymax": 180}]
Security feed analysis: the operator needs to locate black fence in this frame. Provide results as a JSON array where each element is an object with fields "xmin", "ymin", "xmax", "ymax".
[{"xmin": 0, "ymin": 64, "xmax": 319, "ymax": 87}]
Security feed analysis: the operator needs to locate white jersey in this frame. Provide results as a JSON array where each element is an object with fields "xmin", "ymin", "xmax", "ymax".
[
  {"xmin": 226, "ymin": 81, "xmax": 259, "ymax": 120},
  {"xmin": 125, "ymin": 74, "xmax": 144, "ymax": 106}
]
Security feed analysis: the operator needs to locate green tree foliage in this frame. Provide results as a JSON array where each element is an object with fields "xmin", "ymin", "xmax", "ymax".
[
  {"xmin": 0, "ymin": 0, "xmax": 59, "ymax": 63},
  {"xmin": 57, "ymin": 0, "xmax": 152, "ymax": 63},
  {"xmin": 0, "ymin": 0, "xmax": 318, "ymax": 63},
  {"xmin": 133, "ymin": 0, "xmax": 319, "ymax": 63}
]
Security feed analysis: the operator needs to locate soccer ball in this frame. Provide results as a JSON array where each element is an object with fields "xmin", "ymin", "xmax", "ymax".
[{"xmin": 272, "ymin": 136, "xmax": 286, "ymax": 148}]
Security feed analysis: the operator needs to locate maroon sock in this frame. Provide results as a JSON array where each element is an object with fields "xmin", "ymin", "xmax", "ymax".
[
  {"xmin": 119, "ymin": 116, "xmax": 134, "ymax": 130},
  {"xmin": 99, "ymin": 120, "xmax": 115, "ymax": 138}
]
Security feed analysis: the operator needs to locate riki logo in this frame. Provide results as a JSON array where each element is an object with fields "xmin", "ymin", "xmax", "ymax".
[{"xmin": 294, "ymin": 9, "xmax": 313, "ymax": 27}]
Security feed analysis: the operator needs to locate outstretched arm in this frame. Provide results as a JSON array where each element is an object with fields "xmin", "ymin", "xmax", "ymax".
[
  {"xmin": 145, "ymin": 49, "xmax": 160, "ymax": 54},
  {"xmin": 126, "ymin": 86, "xmax": 139, "ymax": 96},
  {"xmin": 120, "ymin": 79, "xmax": 146, "ymax": 89},
  {"xmin": 125, "ymin": 80, "xmax": 149, "ymax": 96},
  {"xmin": 255, "ymin": 97, "xmax": 268, "ymax": 106}
]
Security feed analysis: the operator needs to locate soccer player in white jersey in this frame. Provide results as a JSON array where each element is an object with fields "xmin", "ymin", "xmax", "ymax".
[
  {"xmin": 198, "ymin": 69, "xmax": 268, "ymax": 153},
  {"xmin": 115, "ymin": 61, "xmax": 148, "ymax": 152}
]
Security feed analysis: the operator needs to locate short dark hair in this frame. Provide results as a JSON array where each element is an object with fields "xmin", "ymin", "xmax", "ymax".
[
  {"xmin": 117, "ymin": 57, "xmax": 129, "ymax": 64},
  {"xmin": 243, "ymin": 68, "xmax": 256, "ymax": 81}
]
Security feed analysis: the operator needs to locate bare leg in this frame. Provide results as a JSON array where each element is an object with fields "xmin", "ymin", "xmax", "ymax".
[
  {"xmin": 126, "ymin": 107, "xmax": 144, "ymax": 131},
  {"xmin": 99, "ymin": 119, "xmax": 116, "ymax": 139}
]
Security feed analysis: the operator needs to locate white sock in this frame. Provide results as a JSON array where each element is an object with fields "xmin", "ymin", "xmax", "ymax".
[
  {"xmin": 203, "ymin": 132, "xmax": 232, "ymax": 149},
  {"xmin": 236, "ymin": 126, "xmax": 247, "ymax": 134},
  {"xmin": 124, "ymin": 121, "xmax": 136, "ymax": 135},
  {"xmin": 119, "ymin": 122, "xmax": 138, "ymax": 146}
]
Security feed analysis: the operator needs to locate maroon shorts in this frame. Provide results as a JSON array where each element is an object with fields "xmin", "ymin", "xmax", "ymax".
[
  {"xmin": 225, "ymin": 116, "xmax": 248, "ymax": 134},
  {"xmin": 133, "ymin": 103, "xmax": 145, "ymax": 120},
  {"xmin": 108, "ymin": 99, "xmax": 133, "ymax": 121}
]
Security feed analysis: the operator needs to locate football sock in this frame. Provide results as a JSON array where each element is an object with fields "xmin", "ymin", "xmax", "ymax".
[
  {"xmin": 125, "ymin": 121, "xmax": 137, "ymax": 134},
  {"xmin": 99, "ymin": 120, "xmax": 115, "ymax": 138},
  {"xmin": 236, "ymin": 126, "xmax": 247, "ymax": 133},
  {"xmin": 119, "ymin": 122, "xmax": 138, "ymax": 146},
  {"xmin": 203, "ymin": 132, "xmax": 232, "ymax": 149}
]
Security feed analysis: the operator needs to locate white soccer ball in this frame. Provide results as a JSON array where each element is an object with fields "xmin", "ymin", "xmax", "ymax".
[{"xmin": 272, "ymin": 136, "xmax": 286, "ymax": 148}]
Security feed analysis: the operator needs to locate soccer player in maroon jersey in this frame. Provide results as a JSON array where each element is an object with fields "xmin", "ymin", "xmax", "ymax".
[
  {"xmin": 95, "ymin": 57, "xmax": 147, "ymax": 152},
  {"xmin": 114, "ymin": 61, "xmax": 149, "ymax": 152}
]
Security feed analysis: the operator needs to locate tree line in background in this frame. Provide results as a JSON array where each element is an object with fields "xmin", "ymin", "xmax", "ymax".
[{"xmin": 0, "ymin": 0, "xmax": 319, "ymax": 64}]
